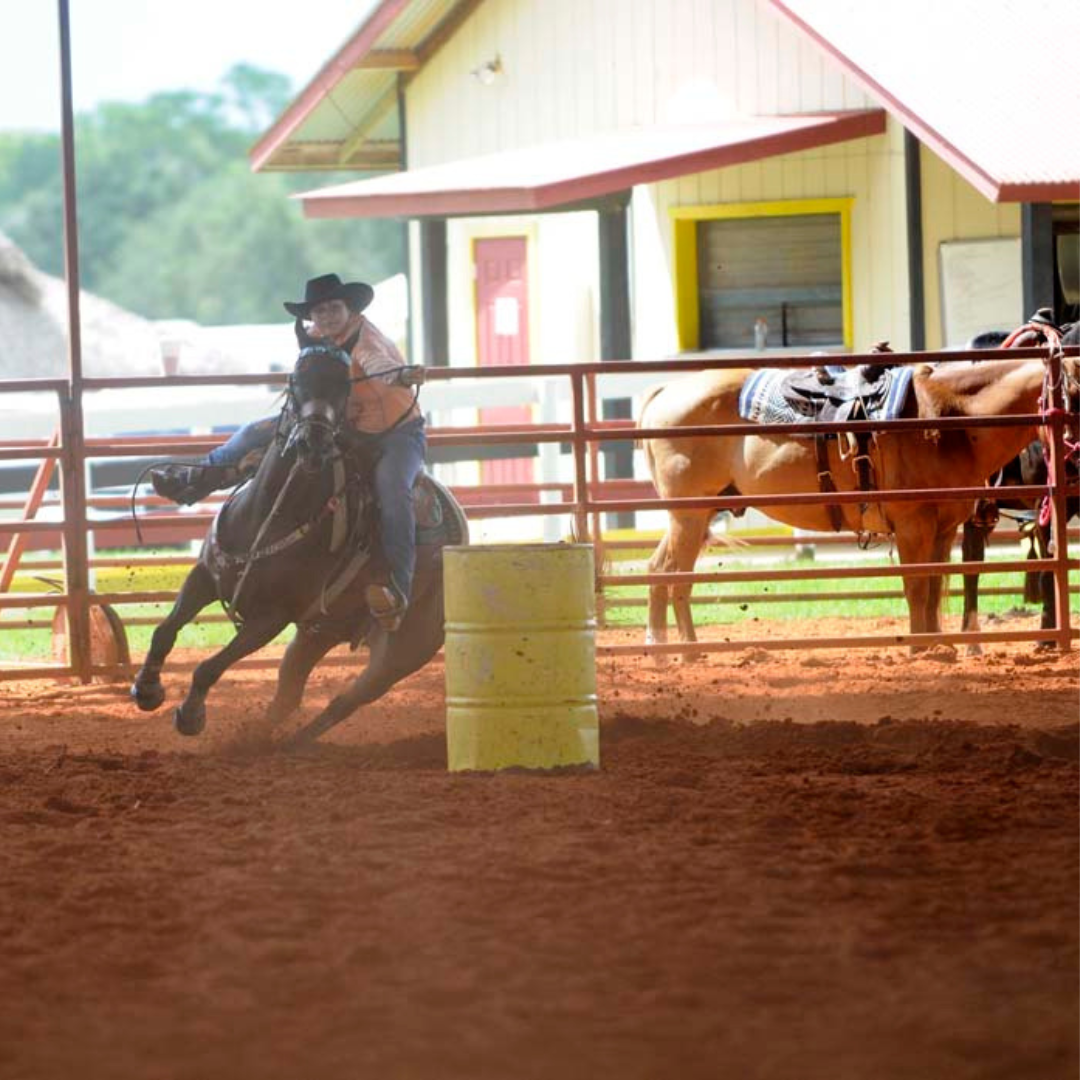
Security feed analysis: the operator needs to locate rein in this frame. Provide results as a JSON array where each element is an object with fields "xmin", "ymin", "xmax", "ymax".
[
  {"xmin": 348, "ymin": 363, "xmax": 422, "ymax": 435},
  {"xmin": 216, "ymin": 366, "xmax": 354, "ymax": 626},
  {"xmin": 216, "ymin": 455, "xmax": 351, "ymax": 626}
]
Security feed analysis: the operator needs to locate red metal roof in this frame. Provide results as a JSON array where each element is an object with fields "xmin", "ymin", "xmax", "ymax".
[
  {"xmin": 295, "ymin": 110, "xmax": 886, "ymax": 218},
  {"xmin": 763, "ymin": 0, "xmax": 1080, "ymax": 202}
]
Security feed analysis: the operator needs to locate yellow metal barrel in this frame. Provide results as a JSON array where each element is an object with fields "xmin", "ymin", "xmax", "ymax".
[{"xmin": 443, "ymin": 543, "xmax": 599, "ymax": 772}]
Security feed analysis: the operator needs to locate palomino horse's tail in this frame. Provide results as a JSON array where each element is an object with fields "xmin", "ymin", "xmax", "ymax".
[{"xmin": 635, "ymin": 383, "xmax": 667, "ymax": 455}]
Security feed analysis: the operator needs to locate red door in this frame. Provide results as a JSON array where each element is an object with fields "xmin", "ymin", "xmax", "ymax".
[{"xmin": 475, "ymin": 236, "xmax": 536, "ymax": 494}]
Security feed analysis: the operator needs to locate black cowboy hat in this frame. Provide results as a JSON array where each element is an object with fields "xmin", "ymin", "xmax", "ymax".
[{"xmin": 284, "ymin": 273, "xmax": 374, "ymax": 319}]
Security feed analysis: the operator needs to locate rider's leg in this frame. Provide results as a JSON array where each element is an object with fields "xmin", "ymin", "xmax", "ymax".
[
  {"xmin": 364, "ymin": 418, "xmax": 426, "ymax": 628},
  {"xmin": 151, "ymin": 416, "xmax": 277, "ymax": 504}
]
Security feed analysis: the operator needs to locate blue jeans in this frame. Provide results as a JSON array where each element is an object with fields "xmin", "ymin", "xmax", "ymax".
[
  {"xmin": 207, "ymin": 416, "xmax": 279, "ymax": 472},
  {"xmin": 210, "ymin": 416, "xmax": 427, "ymax": 603}
]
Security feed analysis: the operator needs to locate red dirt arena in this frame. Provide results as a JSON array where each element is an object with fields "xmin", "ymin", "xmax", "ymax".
[{"xmin": 1, "ymin": 613, "xmax": 1077, "ymax": 1080}]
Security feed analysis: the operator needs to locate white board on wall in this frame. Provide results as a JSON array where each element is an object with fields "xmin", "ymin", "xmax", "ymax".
[{"xmin": 938, "ymin": 237, "xmax": 1022, "ymax": 347}]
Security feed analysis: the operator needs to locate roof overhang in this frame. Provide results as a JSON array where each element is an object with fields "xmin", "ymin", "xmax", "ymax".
[
  {"xmin": 249, "ymin": 0, "xmax": 482, "ymax": 173},
  {"xmin": 764, "ymin": 0, "xmax": 1080, "ymax": 203},
  {"xmin": 295, "ymin": 109, "xmax": 887, "ymax": 219}
]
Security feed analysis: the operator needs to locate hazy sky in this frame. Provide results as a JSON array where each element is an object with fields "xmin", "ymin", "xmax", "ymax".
[{"xmin": 0, "ymin": 0, "xmax": 379, "ymax": 132}]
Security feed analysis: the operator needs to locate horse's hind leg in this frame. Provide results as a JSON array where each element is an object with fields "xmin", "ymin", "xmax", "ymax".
[
  {"xmin": 646, "ymin": 531, "xmax": 671, "ymax": 649},
  {"xmin": 285, "ymin": 596, "xmax": 444, "ymax": 746},
  {"xmin": 266, "ymin": 624, "xmax": 344, "ymax": 723},
  {"xmin": 666, "ymin": 510, "xmax": 711, "ymax": 659},
  {"xmin": 131, "ymin": 562, "xmax": 217, "ymax": 711},
  {"xmin": 175, "ymin": 613, "xmax": 288, "ymax": 736}
]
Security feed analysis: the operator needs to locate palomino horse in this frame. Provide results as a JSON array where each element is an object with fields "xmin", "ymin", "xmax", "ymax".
[
  {"xmin": 131, "ymin": 344, "xmax": 468, "ymax": 743},
  {"xmin": 638, "ymin": 333, "xmax": 1077, "ymax": 651}
]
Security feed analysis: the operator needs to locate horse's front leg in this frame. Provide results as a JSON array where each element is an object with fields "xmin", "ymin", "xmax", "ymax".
[
  {"xmin": 895, "ymin": 520, "xmax": 945, "ymax": 650},
  {"xmin": 131, "ymin": 563, "xmax": 216, "ymax": 712},
  {"xmin": 960, "ymin": 518, "xmax": 987, "ymax": 655},
  {"xmin": 175, "ymin": 613, "xmax": 288, "ymax": 736},
  {"xmin": 924, "ymin": 524, "xmax": 959, "ymax": 637}
]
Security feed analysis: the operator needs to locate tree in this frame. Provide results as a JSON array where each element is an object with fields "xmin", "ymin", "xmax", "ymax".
[{"xmin": 0, "ymin": 65, "xmax": 405, "ymax": 322}]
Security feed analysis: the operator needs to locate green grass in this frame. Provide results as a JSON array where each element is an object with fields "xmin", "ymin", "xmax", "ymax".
[{"xmin": 2, "ymin": 547, "xmax": 1075, "ymax": 662}]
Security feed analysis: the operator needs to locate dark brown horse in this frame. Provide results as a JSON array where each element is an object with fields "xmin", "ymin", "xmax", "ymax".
[
  {"xmin": 131, "ymin": 344, "xmax": 467, "ymax": 743},
  {"xmin": 638, "ymin": 335, "xmax": 1078, "ymax": 652},
  {"xmin": 960, "ymin": 320, "xmax": 1080, "ymax": 647}
]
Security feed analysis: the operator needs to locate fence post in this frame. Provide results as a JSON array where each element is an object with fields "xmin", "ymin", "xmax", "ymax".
[
  {"xmin": 57, "ymin": 0, "xmax": 93, "ymax": 682},
  {"xmin": 569, "ymin": 370, "xmax": 590, "ymax": 544},
  {"xmin": 585, "ymin": 372, "xmax": 608, "ymax": 627},
  {"xmin": 58, "ymin": 389, "xmax": 92, "ymax": 680},
  {"xmin": 538, "ymin": 377, "xmax": 563, "ymax": 543},
  {"xmin": 1043, "ymin": 346, "xmax": 1074, "ymax": 652}
]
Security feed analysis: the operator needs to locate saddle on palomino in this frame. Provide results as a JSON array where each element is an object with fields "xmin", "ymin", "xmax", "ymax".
[{"xmin": 738, "ymin": 346, "xmax": 914, "ymax": 531}]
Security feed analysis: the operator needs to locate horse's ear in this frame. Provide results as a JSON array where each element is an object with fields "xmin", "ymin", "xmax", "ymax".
[{"xmin": 294, "ymin": 317, "xmax": 315, "ymax": 347}]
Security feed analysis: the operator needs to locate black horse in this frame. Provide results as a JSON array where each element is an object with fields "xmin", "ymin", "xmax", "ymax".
[
  {"xmin": 131, "ymin": 344, "xmax": 468, "ymax": 743},
  {"xmin": 960, "ymin": 320, "xmax": 1079, "ymax": 648}
]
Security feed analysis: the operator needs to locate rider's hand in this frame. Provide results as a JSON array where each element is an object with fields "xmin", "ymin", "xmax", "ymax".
[{"xmin": 399, "ymin": 365, "xmax": 425, "ymax": 387}]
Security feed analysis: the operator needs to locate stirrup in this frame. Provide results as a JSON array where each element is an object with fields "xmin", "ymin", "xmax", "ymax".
[
  {"xmin": 365, "ymin": 583, "xmax": 406, "ymax": 632},
  {"xmin": 150, "ymin": 463, "xmax": 233, "ymax": 506}
]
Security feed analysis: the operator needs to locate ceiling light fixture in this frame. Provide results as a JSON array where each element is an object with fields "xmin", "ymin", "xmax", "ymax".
[{"xmin": 471, "ymin": 55, "xmax": 503, "ymax": 85}]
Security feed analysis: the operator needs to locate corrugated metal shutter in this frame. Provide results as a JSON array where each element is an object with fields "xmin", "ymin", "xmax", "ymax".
[{"xmin": 697, "ymin": 215, "xmax": 842, "ymax": 348}]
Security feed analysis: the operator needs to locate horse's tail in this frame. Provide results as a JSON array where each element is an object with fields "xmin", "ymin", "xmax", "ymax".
[{"xmin": 635, "ymin": 383, "xmax": 667, "ymax": 454}]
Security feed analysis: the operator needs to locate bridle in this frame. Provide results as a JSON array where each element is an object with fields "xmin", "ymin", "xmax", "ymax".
[
  {"xmin": 216, "ymin": 344, "xmax": 356, "ymax": 624},
  {"xmin": 277, "ymin": 344, "xmax": 353, "ymax": 469},
  {"xmin": 1012, "ymin": 323, "xmax": 1080, "ymax": 527}
]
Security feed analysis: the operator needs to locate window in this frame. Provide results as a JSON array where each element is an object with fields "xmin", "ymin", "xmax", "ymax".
[{"xmin": 673, "ymin": 199, "xmax": 853, "ymax": 351}]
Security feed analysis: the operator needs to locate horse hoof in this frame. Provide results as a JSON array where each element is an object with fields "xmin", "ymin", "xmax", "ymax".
[
  {"xmin": 173, "ymin": 703, "xmax": 206, "ymax": 737},
  {"xmin": 131, "ymin": 680, "xmax": 165, "ymax": 712}
]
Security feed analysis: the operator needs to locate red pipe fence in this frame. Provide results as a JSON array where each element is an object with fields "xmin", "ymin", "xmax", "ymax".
[{"xmin": 0, "ymin": 344, "xmax": 1076, "ymax": 681}]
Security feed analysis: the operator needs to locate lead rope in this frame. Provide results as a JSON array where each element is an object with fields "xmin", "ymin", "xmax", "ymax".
[{"xmin": 1037, "ymin": 335, "xmax": 1071, "ymax": 529}]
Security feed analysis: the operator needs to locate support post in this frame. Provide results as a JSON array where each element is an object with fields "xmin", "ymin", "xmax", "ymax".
[
  {"xmin": 598, "ymin": 197, "xmax": 634, "ymax": 530},
  {"xmin": 1022, "ymin": 204, "xmax": 1055, "ymax": 319},
  {"xmin": 57, "ymin": 0, "xmax": 92, "ymax": 682},
  {"xmin": 904, "ymin": 130, "xmax": 926, "ymax": 351},
  {"xmin": 419, "ymin": 218, "xmax": 449, "ymax": 367}
]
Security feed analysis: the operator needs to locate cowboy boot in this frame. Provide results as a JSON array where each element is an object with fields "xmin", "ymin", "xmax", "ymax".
[
  {"xmin": 364, "ymin": 581, "xmax": 407, "ymax": 633},
  {"xmin": 150, "ymin": 463, "xmax": 239, "ymax": 506}
]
